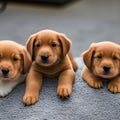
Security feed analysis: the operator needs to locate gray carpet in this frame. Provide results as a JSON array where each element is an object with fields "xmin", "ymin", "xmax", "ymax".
[
  {"xmin": 0, "ymin": 0, "xmax": 120, "ymax": 119},
  {"xmin": 0, "ymin": 58, "xmax": 120, "ymax": 120}
]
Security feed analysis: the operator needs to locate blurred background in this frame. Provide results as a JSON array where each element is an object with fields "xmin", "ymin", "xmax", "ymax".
[{"xmin": 0, "ymin": 0, "xmax": 120, "ymax": 57}]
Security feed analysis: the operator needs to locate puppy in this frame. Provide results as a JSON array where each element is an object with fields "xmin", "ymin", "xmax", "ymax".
[
  {"xmin": 81, "ymin": 41, "xmax": 120, "ymax": 93},
  {"xmin": 23, "ymin": 30, "xmax": 78, "ymax": 105},
  {"xmin": 0, "ymin": 40, "xmax": 31, "ymax": 97}
]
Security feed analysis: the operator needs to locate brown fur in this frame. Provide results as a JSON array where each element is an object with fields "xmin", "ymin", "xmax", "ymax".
[
  {"xmin": 0, "ymin": 40, "xmax": 31, "ymax": 97},
  {"xmin": 23, "ymin": 30, "xmax": 78, "ymax": 105},
  {"xmin": 81, "ymin": 41, "xmax": 120, "ymax": 93},
  {"xmin": 0, "ymin": 40, "xmax": 31, "ymax": 80}
]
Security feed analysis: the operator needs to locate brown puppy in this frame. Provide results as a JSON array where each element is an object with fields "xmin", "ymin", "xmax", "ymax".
[
  {"xmin": 23, "ymin": 30, "xmax": 78, "ymax": 105},
  {"xmin": 81, "ymin": 41, "xmax": 120, "ymax": 93},
  {"xmin": 0, "ymin": 40, "xmax": 31, "ymax": 97}
]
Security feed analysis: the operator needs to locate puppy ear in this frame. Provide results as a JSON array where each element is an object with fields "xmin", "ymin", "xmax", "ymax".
[
  {"xmin": 26, "ymin": 34, "xmax": 36, "ymax": 61},
  {"xmin": 58, "ymin": 33, "xmax": 71, "ymax": 57},
  {"xmin": 82, "ymin": 44, "xmax": 96, "ymax": 70},
  {"xmin": 21, "ymin": 47, "xmax": 32, "ymax": 74}
]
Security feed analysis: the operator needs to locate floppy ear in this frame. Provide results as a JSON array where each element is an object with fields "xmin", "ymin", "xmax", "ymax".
[
  {"xmin": 57, "ymin": 33, "xmax": 71, "ymax": 57},
  {"xmin": 21, "ymin": 47, "xmax": 32, "ymax": 74},
  {"xmin": 82, "ymin": 44, "xmax": 96, "ymax": 70},
  {"xmin": 26, "ymin": 34, "xmax": 36, "ymax": 61}
]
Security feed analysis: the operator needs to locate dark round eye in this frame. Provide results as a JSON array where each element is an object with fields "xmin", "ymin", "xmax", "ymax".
[
  {"xmin": 13, "ymin": 57, "xmax": 18, "ymax": 62},
  {"xmin": 51, "ymin": 43, "xmax": 57, "ymax": 48},
  {"xmin": 97, "ymin": 55, "xmax": 102, "ymax": 59},
  {"xmin": 113, "ymin": 56, "xmax": 117, "ymax": 60},
  {"xmin": 36, "ymin": 44, "xmax": 40, "ymax": 48}
]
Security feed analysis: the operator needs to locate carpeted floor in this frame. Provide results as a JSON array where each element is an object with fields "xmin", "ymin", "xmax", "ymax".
[
  {"xmin": 0, "ymin": 58, "xmax": 120, "ymax": 120},
  {"xmin": 0, "ymin": 0, "xmax": 120, "ymax": 120}
]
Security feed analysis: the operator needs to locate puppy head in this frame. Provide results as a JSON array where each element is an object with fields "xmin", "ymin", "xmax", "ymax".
[
  {"xmin": 82, "ymin": 41, "xmax": 120, "ymax": 79},
  {"xmin": 0, "ymin": 41, "xmax": 31, "ymax": 81},
  {"xmin": 26, "ymin": 29, "xmax": 71, "ymax": 67}
]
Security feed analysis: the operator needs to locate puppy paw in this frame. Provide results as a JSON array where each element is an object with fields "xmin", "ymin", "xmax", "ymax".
[
  {"xmin": 108, "ymin": 81, "xmax": 120, "ymax": 93},
  {"xmin": 0, "ymin": 85, "xmax": 12, "ymax": 97},
  {"xmin": 88, "ymin": 79, "xmax": 103, "ymax": 88},
  {"xmin": 23, "ymin": 94, "xmax": 38, "ymax": 105},
  {"xmin": 57, "ymin": 86, "xmax": 72, "ymax": 98},
  {"xmin": 0, "ymin": 89, "xmax": 11, "ymax": 97}
]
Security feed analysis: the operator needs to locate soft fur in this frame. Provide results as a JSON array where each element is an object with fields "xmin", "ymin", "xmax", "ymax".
[
  {"xmin": 0, "ymin": 40, "xmax": 31, "ymax": 97},
  {"xmin": 81, "ymin": 41, "xmax": 120, "ymax": 93},
  {"xmin": 23, "ymin": 30, "xmax": 78, "ymax": 105}
]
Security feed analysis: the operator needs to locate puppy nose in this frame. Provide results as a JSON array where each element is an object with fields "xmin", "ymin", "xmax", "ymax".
[
  {"xmin": 2, "ymin": 69, "xmax": 9, "ymax": 76},
  {"xmin": 41, "ymin": 55, "xmax": 49, "ymax": 61},
  {"xmin": 103, "ymin": 66, "xmax": 110, "ymax": 73}
]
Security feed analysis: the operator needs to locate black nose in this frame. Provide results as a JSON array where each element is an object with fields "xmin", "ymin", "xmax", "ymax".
[
  {"xmin": 41, "ymin": 55, "xmax": 49, "ymax": 62},
  {"xmin": 103, "ymin": 66, "xmax": 110, "ymax": 74},
  {"xmin": 2, "ymin": 69, "xmax": 9, "ymax": 76}
]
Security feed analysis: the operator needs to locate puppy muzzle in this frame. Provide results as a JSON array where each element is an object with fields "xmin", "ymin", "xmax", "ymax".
[
  {"xmin": 1, "ymin": 68, "xmax": 9, "ymax": 78},
  {"xmin": 41, "ymin": 55, "xmax": 49, "ymax": 63},
  {"xmin": 103, "ymin": 66, "xmax": 110, "ymax": 75}
]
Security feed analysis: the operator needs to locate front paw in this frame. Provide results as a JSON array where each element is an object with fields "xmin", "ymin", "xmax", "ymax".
[
  {"xmin": 87, "ymin": 79, "xmax": 103, "ymax": 88},
  {"xmin": 108, "ymin": 81, "xmax": 120, "ymax": 93},
  {"xmin": 57, "ymin": 85, "xmax": 72, "ymax": 98},
  {"xmin": 23, "ymin": 94, "xmax": 39, "ymax": 105},
  {"xmin": 0, "ymin": 88, "xmax": 12, "ymax": 97}
]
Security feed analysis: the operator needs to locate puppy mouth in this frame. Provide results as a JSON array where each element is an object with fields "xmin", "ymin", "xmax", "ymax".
[
  {"xmin": 99, "ymin": 71, "xmax": 116, "ymax": 79},
  {"xmin": 2, "ymin": 75, "xmax": 9, "ymax": 78},
  {"xmin": 94, "ymin": 66, "xmax": 118, "ymax": 79},
  {"xmin": 103, "ymin": 71, "xmax": 110, "ymax": 75},
  {"xmin": 0, "ymin": 73, "xmax": 9, "ymax": 79},
  {"xmin": 0, "ymin": 73, "xmax": 20, "ymax": 81},
  {"xmin": 94, "ymin": 70, "xmax": 112, "ymax": 79},
  {"xmin": 36, "ymin": 55, "xmax": 59, "ymax": 67},
  {"xmin": 100, "ymin": 66, "xmax": 112, "ymax": 77},
  {"xmin": 0, "ymin": 75, "xmax": 11, "ymax": 80},
  {"xmin": 40, "ymin": 60, "xmax": 52, "ymax": 66},
  {"xmin": 41, "ymin": 59, "xmax": 49, "ymax": 64},
  {"xmin": 36, "ymin": 55, "xmax": 54, "ymax": 66}
]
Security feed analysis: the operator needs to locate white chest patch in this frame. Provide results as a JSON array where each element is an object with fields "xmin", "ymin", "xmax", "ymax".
[{"xmin": 0, "ymin": 74, "xmax": 26, "ymax": 97}]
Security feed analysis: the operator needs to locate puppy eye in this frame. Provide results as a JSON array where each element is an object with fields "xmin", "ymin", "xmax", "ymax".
[
  {"xmin": 35, "ymin": 44, "xmax": 40, "ymax": 48},
  {"xmin": 51, "ymin": 43, "xmax": 57, "ymax": 48},
  {"xmin": 13, "ymin": 57, "xmax": 18, "ymax": 62},
  {"xmin": 113, "ymin": 56, "xmax": 117, "ymax": 60},
  {"xmin": 97, "ymin": 55, "xmax": 102, "ymax": 59}
]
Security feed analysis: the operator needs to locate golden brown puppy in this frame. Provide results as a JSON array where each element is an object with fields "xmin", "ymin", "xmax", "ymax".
[
  {"xmin": 0, "ymin": 40, "xmax": 31, "ymax": 97},
  {"xmin": 81, "ymin": 41, "xmax": 120, "ymax": 93},
  {"xmin": 23, "ymin": 30, "xmax": 78, "ymax": 105}
]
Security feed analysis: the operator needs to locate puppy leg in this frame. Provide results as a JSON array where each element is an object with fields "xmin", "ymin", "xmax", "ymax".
[
  {"xmin": 57, "ymin": 69, "xmax": 75, "ymax": 97},
  {"xmin": 108, "ymin": 76, "xmax": 120, "ymax": 93},
  {"xmin": 68, "ymin": 52, "xmax": 78, "ymax": 71},
  {"xmin": 81, "ymin": 67, "xmax": 103, "ymax": 88},
  {"xmin": 23, "ymin": 71, "xmax": 43, "ymax": 105}
]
